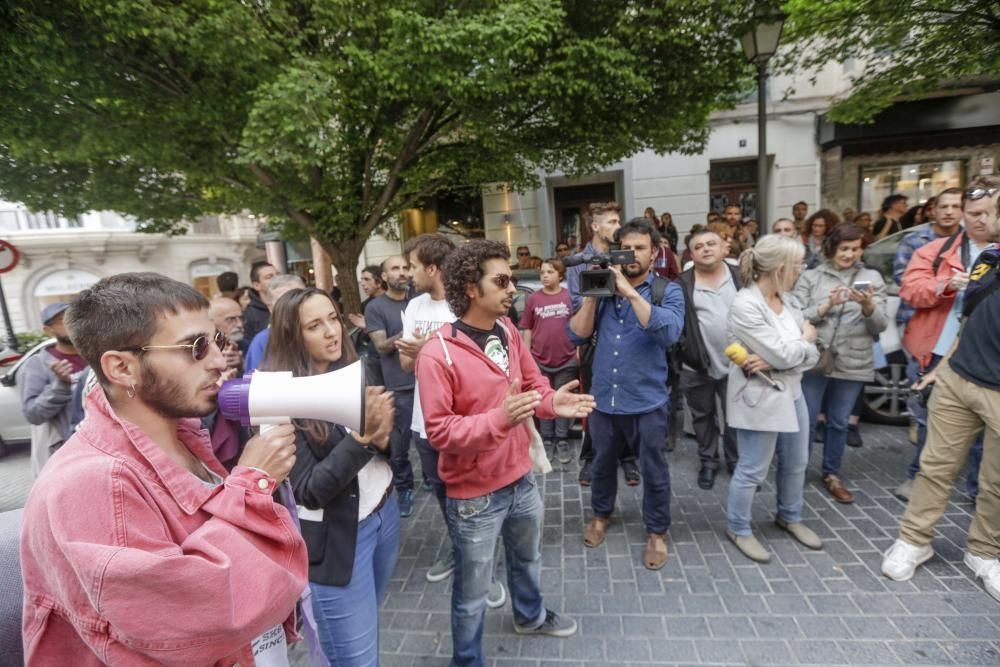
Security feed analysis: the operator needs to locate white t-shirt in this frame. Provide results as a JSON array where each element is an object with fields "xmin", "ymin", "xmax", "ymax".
[
  {"xmin": 402, "ymin": 293, "xmax": 456, "ymax": 437},
  {"xmin": 356, "ymin": 457, "xmax": 393, "ymax": 521}
]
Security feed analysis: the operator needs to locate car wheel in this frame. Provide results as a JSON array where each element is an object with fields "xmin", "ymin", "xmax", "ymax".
[{"xmin": 861, "ymin": 360, "xmax": 911, "ymax": 426}]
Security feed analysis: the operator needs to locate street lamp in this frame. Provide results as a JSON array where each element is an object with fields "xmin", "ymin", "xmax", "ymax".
[{"xmin": 741, "ymin": 5, "xmax": 786, "ymax": 230}]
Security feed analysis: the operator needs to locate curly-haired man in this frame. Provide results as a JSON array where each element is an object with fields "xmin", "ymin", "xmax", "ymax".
[{"xmin": 416, "ymin": 239, "xmax": 596, "ymax": 666}]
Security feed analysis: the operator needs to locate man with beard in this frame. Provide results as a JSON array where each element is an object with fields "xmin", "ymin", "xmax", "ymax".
[
  {"xmin": 20, "ymin": 272, "xmax": 308, "ymax": 665},
  {"xmin": 364, "ymin": 255, "xmax": 417, "ymax": 516},
  {"xmin": 417, "ymin": 240, "xmax": 595, "ymax": 665},
  {"xmin": 569, "ymin": 218, "xmax": 685, "ymax": 570},
  {"xmin": 208, "ymin": 296, "xmax": 246, "ymax": 375},
  {"xmin": 566, "ymin": 201, "xmax": 640, "ymax": 486},
  {"xmin": 20, "ymin": 302, "xmax": 88, "ymax": 475}
]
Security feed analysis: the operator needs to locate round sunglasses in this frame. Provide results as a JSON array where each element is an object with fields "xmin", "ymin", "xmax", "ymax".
[{"xmin": 123, "ymin": 330, "xmax": 228, "ymax": 362}]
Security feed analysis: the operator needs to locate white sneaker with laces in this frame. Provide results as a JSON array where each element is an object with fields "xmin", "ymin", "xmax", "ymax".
[
  {"xmin": 964, "ymin": 552, "xmax": 1000, "ymax": 603},
  {"xmin": 881, "ymin": 539, "xmax": 934, "ymax": 581}
]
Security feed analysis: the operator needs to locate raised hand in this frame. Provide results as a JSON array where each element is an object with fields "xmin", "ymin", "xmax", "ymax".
[
  {"xmin": 357, "ymin": 386, "xmax": 395, "ymax": 452},
  {"xmin": 503, "ymin": 378, "xmax": 541, "ymax": 426},
  {"xmin": 49, "ymin": 359, "xmax": 74, "ymax": 385},
  {"xmin": 552, "ymin": 379, "xmax": 596, "ymax": 419}
]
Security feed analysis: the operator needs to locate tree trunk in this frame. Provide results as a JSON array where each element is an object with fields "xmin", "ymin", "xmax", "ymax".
[{"xmin": 325, "ymin": 238, "xmax": 367, "ymax": 316}]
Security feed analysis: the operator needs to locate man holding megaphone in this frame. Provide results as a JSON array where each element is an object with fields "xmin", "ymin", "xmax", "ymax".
[
  {"xmin": 20, "ymin": 273, "xmax": 308, "ymax": 666},
  {"xmin": 417, "ymin": 240, "xmax": 596, "ymax": 666}
]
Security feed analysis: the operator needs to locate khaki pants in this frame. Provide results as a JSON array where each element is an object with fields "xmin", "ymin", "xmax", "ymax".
[{"xmin": 900, "ymin": 364, "xmax": 1000, "ymax": 558}]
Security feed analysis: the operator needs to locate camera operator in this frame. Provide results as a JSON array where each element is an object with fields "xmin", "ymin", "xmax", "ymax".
[
  {"xmin": 569, "ymin": 218, "xmax": 685, "ymax": 570},
  {"xmin": 566, "ymin": 201, "xmax": 640, "ymax": 486}
]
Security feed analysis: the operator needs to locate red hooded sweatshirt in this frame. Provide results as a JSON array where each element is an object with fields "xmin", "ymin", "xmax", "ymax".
[{"xmin": 416, "ymin": 318, "xmax": 557, "ymax": 499}]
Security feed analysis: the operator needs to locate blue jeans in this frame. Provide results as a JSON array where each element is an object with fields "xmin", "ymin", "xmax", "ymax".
[
  {"xmin": 802, "ymin": 375, "xmax": 865, "ymax": 477},
  {"xmin": 589, "ymin": 404, "xmax": 672, "ymax": 534},
  {"xmin": 728, "ymin": 395, "xmax": 810, "ymax": 536},
  {"xmin": 445, "ymin": 474, "xmax": 545, "ymax": 667},
  {"xmin": 310, "ymin": 494, "xmax": 401, "ymax": 666},
  {"xmin": 905, "ymin": 357, "xmax": 983, "ymax": 496},
  {"xmin": 388, "ymin": 389, "xmax": 415, "ymax": 491}
]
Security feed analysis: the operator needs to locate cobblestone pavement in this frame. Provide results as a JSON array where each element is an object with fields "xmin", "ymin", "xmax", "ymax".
[
  {"xmin": 5, "ymin": 425, "xmax": 998, "ymax": 666},
  {"xmin": 293, "ymin": 423, "xmax": 1000, "ymax": 666}
]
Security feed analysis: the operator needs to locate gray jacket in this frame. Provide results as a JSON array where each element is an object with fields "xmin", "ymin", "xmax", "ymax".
[
  {"xmin": 19, "ymin": 349, "xmax": 75, "ymax": 441},
  {"xmin": 726, "ymin": 285, "xmax": 820, "ymax": 433},
  {"xmin": 792, "ymin": 261, "xmax": 887, "ymax": 382}
]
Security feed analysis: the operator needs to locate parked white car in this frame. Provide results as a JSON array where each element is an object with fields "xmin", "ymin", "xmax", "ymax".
[{"xmin": 0, "ymin": 339, "xmax": 55, "ymax": 456}]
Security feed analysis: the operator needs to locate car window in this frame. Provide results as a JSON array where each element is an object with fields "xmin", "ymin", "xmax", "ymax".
[{"xmin": 863, "ymin": 224, "xmax": 926, "ymax": 297}]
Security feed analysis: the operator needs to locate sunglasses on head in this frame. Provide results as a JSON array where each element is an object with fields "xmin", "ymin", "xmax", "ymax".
[
  {"xmin": 489, "ymin": 274, "xmax": 513, "ymax": 289},
  {"xmin": 966, "ymin": 187, "xmax": 999, "ymax": 201},
  {"xmin": 125, "ymin": 330, "xmax": 228, "ymax": 362}
]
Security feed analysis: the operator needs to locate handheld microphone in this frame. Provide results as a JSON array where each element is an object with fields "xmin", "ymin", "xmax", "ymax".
[{"xmin": 724, "ymin": 343, "xmax": 781, "ymax": 390}]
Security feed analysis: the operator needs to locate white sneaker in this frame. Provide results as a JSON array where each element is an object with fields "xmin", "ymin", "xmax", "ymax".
[
  {"xmin": 964, "ymin": 553, "xmax": 1000, "ymax": 603},
  {"xmin": 485, "ymin": 581, "xmax": 506, "ymax": 609},
  {"xmin": 881, "ymin": 539, "xmax": 934, "ymax": 581}
]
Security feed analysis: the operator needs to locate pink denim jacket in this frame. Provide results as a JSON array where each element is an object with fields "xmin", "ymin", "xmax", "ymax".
[{"xmin": 20, "ymin": 386, "xmax": 308, "ymax": 665}]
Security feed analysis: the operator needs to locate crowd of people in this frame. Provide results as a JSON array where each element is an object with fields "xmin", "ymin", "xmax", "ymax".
[{"xmin": 15, "ymin": 176, "xmax": 1000, "ymax": 666}]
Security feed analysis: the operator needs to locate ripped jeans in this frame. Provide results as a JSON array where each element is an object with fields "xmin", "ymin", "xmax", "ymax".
[{"xmin": 444, "ymin": 474, "xmax": 546, "ymax": 667}]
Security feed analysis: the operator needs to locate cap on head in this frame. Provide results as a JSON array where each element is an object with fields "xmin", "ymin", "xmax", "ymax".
[{"xmin": 41, "ymin": 302, "xmax": 70, "ymax": 326}]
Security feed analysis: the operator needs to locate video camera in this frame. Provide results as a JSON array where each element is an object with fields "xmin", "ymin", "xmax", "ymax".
[{"xmin": 562, "ymin": 248, "xmax": 636, "ymax": 297}]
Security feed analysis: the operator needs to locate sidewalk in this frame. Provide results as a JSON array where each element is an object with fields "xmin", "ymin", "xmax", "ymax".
[
  {"xmin": 4, "ymin": 426, "xmax": 997, "ymax": 665},
  {"xmin": 296, "ymin": 423, "xmax": 999, "ymax": 666}
]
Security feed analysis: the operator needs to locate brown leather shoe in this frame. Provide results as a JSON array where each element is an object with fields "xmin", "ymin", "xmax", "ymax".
[
  {"xmin": 583, "ymin": 517, "xmax": 609, "ymax": 548},
  {"xmin": 823, "ymin": 474, "xmax": 854, "ymax": 504},
  {"xmin": 644, "ymin": 533, "xmax": 668, "ymax": 570}
]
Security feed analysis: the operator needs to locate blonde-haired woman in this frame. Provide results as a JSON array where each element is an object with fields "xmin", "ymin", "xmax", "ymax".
[{"xmin": 724, "ymin": 235, "xmax": 823, "ymax": 563}]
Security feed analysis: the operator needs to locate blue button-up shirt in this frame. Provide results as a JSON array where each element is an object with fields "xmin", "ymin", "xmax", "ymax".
[{"xmin": 567, "ymin": 272, "xmax": 685, "ymax": 415}]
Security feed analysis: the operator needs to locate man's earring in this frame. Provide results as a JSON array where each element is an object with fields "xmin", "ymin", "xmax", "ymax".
[{"xmin": 127, "ymin": 384, "xmax": 136, "ymax": 399}]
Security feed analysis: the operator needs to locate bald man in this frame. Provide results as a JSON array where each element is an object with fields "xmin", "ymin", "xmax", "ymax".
[{"xmin": 208, "ymin": 297, "xmax": 245, "ymax": 373}]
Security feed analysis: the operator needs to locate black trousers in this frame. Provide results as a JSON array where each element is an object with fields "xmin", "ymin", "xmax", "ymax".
[{"xmin": 680, "ymin": 369, "xmax": 738, "ymax": 471}]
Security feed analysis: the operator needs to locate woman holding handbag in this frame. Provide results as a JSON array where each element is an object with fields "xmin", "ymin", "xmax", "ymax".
[
  {"xmin": 792, "ymin": 224, "xmax": 887, "ymax": 504},
  {"xmin": 725, "ymin": 235, "xmax": 822, "ymax": 563}
]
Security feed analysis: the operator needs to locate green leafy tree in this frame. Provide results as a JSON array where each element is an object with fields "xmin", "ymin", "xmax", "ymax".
[
  {"xmin": 780, "ymin": 0, "xmax": 1000, "ymax": 123},
  {"xmin": 1, "ymin": 0, "xmax": 755, "ymax": 312}
]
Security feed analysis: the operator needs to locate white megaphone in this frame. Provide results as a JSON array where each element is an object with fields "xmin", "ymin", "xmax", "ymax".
[{"xmin": 217, "ymin": 361, "xmax": 366, "ymax": 436}]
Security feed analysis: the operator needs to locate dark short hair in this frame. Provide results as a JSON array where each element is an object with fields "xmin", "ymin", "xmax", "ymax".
[
  {"xmin": 880, "ymin": 194, "xmax": 907, "ymax": 213},
  {"xmin": 615, "ymin": 217, "xmax": 661, "ymax": 247},
  {"xmin": 442, "ymin": 240, "xmax": 510, "ymax": 318},
  {"xmin": 793, "ymin": 201, "xmax": 808, "ymax": 209},
  {"xmin": 216, "ymin": 271, "xmax": 238, "ymax": 293},
  {"xmin": 65, "ymin": 272, "xmax": 209, "ymax": 386},
  {"xmin": 403, "ymin": 233, "xmax": 456, "ymax": 271},
  {"xmin": 587, "ymin": 201, "xmax": 621, "ymax": 220},
  {"xmin": 936, "ymin": 188, "xmax": 961, "ymax": 201},
  {"xmin": 822, "ymin": 224, "xmax": 866, "ymax": 257},
  {"xmin": 250, "ymin": 260, "xmax": 274, "ymax": 284},
  {"xmin": 689, "ymin": 227, "xmax": 722, "ymax": 245},
  {"xmin": 362, "ymin": 264, "xmax": 386, "ymax": 289}
]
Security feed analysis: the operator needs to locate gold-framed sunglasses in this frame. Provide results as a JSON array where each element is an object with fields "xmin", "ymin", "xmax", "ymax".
[{"xmin": 123, "ymin": 331, "xmax": 228, "ymax": 362}]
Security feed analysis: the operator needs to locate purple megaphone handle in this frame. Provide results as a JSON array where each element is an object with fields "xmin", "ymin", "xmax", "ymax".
[{"xmin": 218, "ymin": 376, "xmax": 253, "ymax": 426}]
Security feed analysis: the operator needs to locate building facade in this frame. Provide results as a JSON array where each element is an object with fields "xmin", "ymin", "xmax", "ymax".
[{"xmin": 0, "ymin": 205, "xmax": 264, "ymax": 332}]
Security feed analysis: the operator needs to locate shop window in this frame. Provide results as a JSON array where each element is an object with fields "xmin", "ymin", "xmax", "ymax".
[
  {"xmin": 402, "ymin": 188, "xmax": 485, "ymax": 241},
  {"xmin": 860, "ymin": 161, "xmax": 964, "ymax": 213}
]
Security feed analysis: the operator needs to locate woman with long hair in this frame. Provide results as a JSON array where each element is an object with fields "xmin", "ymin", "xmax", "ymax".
[
  {"xmin": 725, "ymin": 235, "xmax": 823, "ymax": 563},
  {"xmin": 264, "ymin": 287, "xmax": 397, "ymax": 665},
  {"xmin": 659, "ymin": 211, "xmax": 679, "ymax": 252},
  {"xmin": 802, "ymin": 209, "xmax": 840, "ymax": 267},
  {"xmin": 793, "ymin": 225, "xmax": 887, "ymax": 504}
]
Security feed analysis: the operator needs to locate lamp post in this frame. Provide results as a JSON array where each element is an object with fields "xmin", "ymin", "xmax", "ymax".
[{"xmin": 741, "ymin": 5, "xmax": 786, "ymax": 229}]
